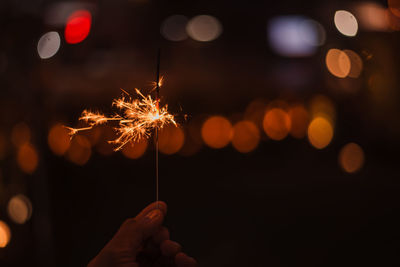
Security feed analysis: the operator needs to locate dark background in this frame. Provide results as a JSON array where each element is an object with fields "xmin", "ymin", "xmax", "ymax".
[{"xmin": 1, "ymin": 0, "xmax": 400, "ymax": 266}]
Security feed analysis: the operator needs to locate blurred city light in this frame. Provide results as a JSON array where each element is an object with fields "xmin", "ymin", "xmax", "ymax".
[
  {"xmin": 121, "ymin": 139, "xmax": 148, "ymax": 159},
  {"xmin": 325, "ymin": 48, "xmax": 351, "ymax": 78},
  {"xmin": 17, "ymin": 143, "xmax": 39, "ymax": 174},
  {"xmin": 268, "ymin": 16, "xmax": 325, "ymax": 57},
  {"xmin": 158, "ymin": 125, "xmax": 185, "ymax": 155},
  {"xmin": 66, "ymin": 135, "xmax": 91, "ymax": 165},
  {"xmin": 244, "ymin": 99, "xmax": 269, "ymax": 130},
  {"xmin": 263, "ymin": 108, "xmax": 291, "ymax": 140},
  {"xmin": 37, "ymin": 31, "xmax": 61, "ymax": 59},
  {"xmin": 0, "ymin": 220, "xmax": 11, "ymax": 248},
  {"xmin": 65, "ymin": 10, "xmax": 92, "ymax": 44},
  {"xmin": 339, "ymin": 142, "xmax": 365, "ymax": 173},
  {"xmin": 7, "ymin": 194, "xmax": 33, "ymax": 224},
  {"xmin": 161, "ymin": 15, "xmax": 189, "ymax": 41},
  {"xmin": 354, "ymin": 2, "xmax": 389, "ymax": 31},
  {"xmin": 343, "ymin": 49, "xmax": 363, "ymax": 78},
  {"xmin": 334, "ymin": 10, "xmax": 358, "ymax": 37},
  {"xmin": 309, "ymin": 95, "xmax": 336, "ymax": 124},
  {"xmin": 307, "ymin": 117, "xmax": 333, "ymax": 149},
  {"xmin": 186, "ymin": 15, "xmax": 223, "ymax": 42},
  {"xmin": 201, "ymin": 116, "xmax": 233, "ymax": 149},
  {"xmin": 11, "ymin": 122, "xmax": 31, "ymax": 148},
  {"xmin": 48, "ymin": 123, "xmax": 71, "ymax": 156},
  {"xmin": 232, "ymin": 121, "xmax": 260, "ymax": 153},
  {"xmin": 288, "ymin": 104, "xmax": 309, "ymax": 139},
  {"xmin": 388, "ymin": 0, "xmax": 400, "ymax": 18}
]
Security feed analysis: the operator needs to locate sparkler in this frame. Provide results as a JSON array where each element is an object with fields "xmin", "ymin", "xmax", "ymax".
[{"xmin": 65, "ymin": 51, "xmax": 175, "ymax": 204}]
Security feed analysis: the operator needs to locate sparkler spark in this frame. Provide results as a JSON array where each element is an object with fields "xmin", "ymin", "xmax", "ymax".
[{"xmin": 66, "ymin": 87, "xmax": 176, "ymax": 151}]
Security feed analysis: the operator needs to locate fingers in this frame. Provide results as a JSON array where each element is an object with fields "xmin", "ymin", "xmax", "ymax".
[
  {"xmin": 135, "ymin": 201, "xmax": 167, "ymax": 221},
  {"xmin": 175, "ymin": 252, "xmax": 197, "ymax": 267},
  {"xmin": 153, "ymin": 226, "xmax": 170, "ymax": 244},
  {"xmin": 160, "ymin": 240, "xmax": 182, "ymax": 256}
]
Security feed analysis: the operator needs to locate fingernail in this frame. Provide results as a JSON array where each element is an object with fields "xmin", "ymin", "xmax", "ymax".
[{"xmin": 143, "ymin": 209, "xmax": 162, "ymax": 223}]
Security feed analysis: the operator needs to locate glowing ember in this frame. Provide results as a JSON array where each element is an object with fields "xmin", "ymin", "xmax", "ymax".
[{"xmin": 66, "ymin": 87, "xmax": 176, "ymax": 151}]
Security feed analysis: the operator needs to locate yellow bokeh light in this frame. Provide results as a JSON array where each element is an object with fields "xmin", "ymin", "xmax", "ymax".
[
  {"xmin": 201, "ymin": 116, "xmax": 233, "ymax": 149},
  {"xmin": 288, "ymin": 104, "xmax": 309, "ymax": 139},
  {"xmin": 0, "ymin": 220, "xmax": 11, "ymax": 248},
  {"xmin": 325, "ymin": 48, "xmax": 351, "ymax": 78},
  {"xmin": 343, "ymin": 49, "xmax": 363, "ymax": 78},
  {"xmin": 66, "ymin": 135, "xmax": 91, "ymax": 165},
  {"xmin": 263, "ymin": 108, "xmax": 291, "ymax": 141},
  {"xmin": 159, "ymin": 125, "xmax": 185, "ymax": 155},
  {"xmin": 11, "ymin": 122, "xmax": 31, "ymax": 147},
  {"xmin": 121, "ymin": 139, "xmax": 148, "ymax": 159},
  {"xmin": 17, "ymin": 143, "xmax": 39, "ymax": 174},
  {"xmin": 307, "ymin": 117, "xmax": 334, "ymax": 149},
  {"xmin": 339, "ymin": 142, "xmax": 365, "ymax": 173},
  {"xmin": 334, "ymin": 10, "xmax": 358, "ymax": 36},
  {"xmin": 48, "ymin": 123, "xmax": 71, "ymax": 156},
  {"xmin": 7, "ymin": 194, "xmax": 33, "ymax": 224},
  {"xmin": 232, "ymin": 121, "xmax": 260, "ymax": 153}
]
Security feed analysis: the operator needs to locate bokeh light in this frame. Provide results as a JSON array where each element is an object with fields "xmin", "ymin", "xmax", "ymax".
[
  {"xmin": 343, "ymin": 49, "xmax": 363, "ymax": 78},
  {"xmin": 17, "ymin": 143, "xmax": 39, "ymax": 174},
  {"xmin": 159, "ymin": 125, "xmax": 185, "ymax": 155},
  {"xmin": 307, "ymin": 117, "xmax": 333, "ymax": 149},
  {"xmin": 96, "ymin": 126, "xmax": 116, "ymax": 156},
  {"xmin": 325, "ymin": 48, "xmax": 351, "ymax": 78},
  {"xmin": 11, "ymin": 122, "xmax": 31, "ymax": 148},
  {"xmin": 37, "ymin": 31, "xmax": 61, "ymax": 59},
  {"xmin": 65, "ymin": 10, "xmax": 92, "ymax": 44},
  {"xmin": 355, "ymin": 2, "xmax": 389, "ymax": 31},
  {"xmin": 268, "ymin": 16, "xmax": 326, "ymax": 57},
  {"xmin": 388, "ymin": 0, "xmax": 400, "ymax": 18},
  {"xmin": 232, "ymin": 121, "xmax": 260, "ymax": 153},
  {"xmin": 161, "ymin": 15, "xmax": 189, "ymax": 41},
  {"xmin": 66, "ymin": 135, "xmax": 91, "ymax": 165},
  {"xmin": 201, "ymin": 116, "xmax": 233, "ymax": 149},
  {"xmin": 263, "ymin": 108, "xmax": 291, "ymax": 140},
  {"xmin": 7, "ymin": 194, "xmax": 33, "ymax": 224},
  {"xmin": 121, "ymin": 139, "xmax": 148, "ymax": 159},
  {"xmin": 186, "ymin": 15, "xmax": 222, "ymax": 42},
  {"xmin": 179, "ymin": 118, "xmax": 204, "ymax": 157},
  {"xmin": 48, "ymin": 123, "xmax": 71, "ymax": 156},
  {"xmin": 288, "ymin": 104, "xmax": 309, "ymax": 139},
  {"xmin": 339, "ymin": 142, "xmax": 365, "ymax": 173},
  {"xmin": 334, "ymin": 10, "xmax": 358, "ymax": 37},
  {"xmin": 0, "ymin": 220, "xmax": 11, "ymax": 248},
  {"xmin": 244, "ymin": 99, "xmax": 269, "ymax": 129},
  {"xmin": 309, "ymin": 95, "xmax": 336, "ymax": 124}
]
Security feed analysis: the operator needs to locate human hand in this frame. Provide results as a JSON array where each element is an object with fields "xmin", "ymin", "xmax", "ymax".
[{"xmin": 88, "ymin": 201, "xmax": 197, "ymax": 267}]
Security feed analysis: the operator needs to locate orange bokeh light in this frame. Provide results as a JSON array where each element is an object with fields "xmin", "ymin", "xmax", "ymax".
[
  {"xmin": 66, "ymin": 135, "xmax": 91, "ymax": 165},
  {"xmin": 201, "ymin": 116, "xmax": 233, "ymax": 149},
  {"xmin": 0, "ymin": 220, "xmax": 11, "ymax": 248},
  {"xmin": 343, "ymin": 49, "xmax": 363, "ymax": 78},
  {"xmin": 11, "ymin": 122, "xmax": 31, "ymax": 147},
  {"xmin": 121, "ymin": 139, "xmax": 148, "ymax": 159},
  {"xmin": 7, "ymin": 194, "xmax": 33, "ymax": 224},
  {"xmin": 159, "ymin": 125, "xmax": 185, "ymax": 155},
  {"xmin": 307, "ymin": 117, "xmax": 333, "ymax": 149},
  {"xmin": 263, "ymin": 108, "xmax": 291, "ymax": 140},
  {"xmin": 65, "ymin": 10, "xmax": 92, "ymax": 44},
  {"xmin": 288, "ymin": 104, "xmax": 309, "ymax": 139},
  {"xmin": 48, "ymin": 123, "xmax": 71, "ymax": 156},
  {"xmin": 309, "ymin": 95, "xmax": 336, "ymax": 124},
  {"xmin": 17, "ymin": 143, "xmax": 39, "ymax": 174},
  {"xmin": 389, "ymin": 0, "xmax": 400, "ymax": 18},
  {"xmin": 325, "ymin": 48, "xmax": 351, "ymax": 78},
  {"xmin": 339, "ymin": 142, "xmax": 365, "ymax": 173},
  {"xmin": 232, "ymin": 121, "xmax": 260, "ymax": 153}
]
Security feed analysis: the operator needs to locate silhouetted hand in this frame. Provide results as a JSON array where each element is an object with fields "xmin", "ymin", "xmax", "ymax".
[{"xmin": 88, "ymin": 201, "xmax": 197, "ymax": 267}]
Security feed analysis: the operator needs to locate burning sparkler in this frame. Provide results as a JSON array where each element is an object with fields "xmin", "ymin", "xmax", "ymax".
[{"xmin": 65, "ymin": 86, "xmax": 176, "ymax": 151}]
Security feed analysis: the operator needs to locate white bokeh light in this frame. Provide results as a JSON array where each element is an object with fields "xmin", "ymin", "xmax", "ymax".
[
  {"xmin": 334, "ymin": 10, "xmax": 358, "ymax": 37},
  {"xmin": 37, "ymin": 31, "xmax": 61, "ymax": 59},
  {"xmin": 161, "ymin": 15, "xmax": 189, "ymax": 41},
  {"xmin": 186, "ymin": 15, "xmax": 222, "ymax": 42}
]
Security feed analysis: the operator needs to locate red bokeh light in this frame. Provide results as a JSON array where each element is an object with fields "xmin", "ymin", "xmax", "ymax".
[{"xmin": 65, "ymin": 10, "xmax": 92, "ymax": 44}]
